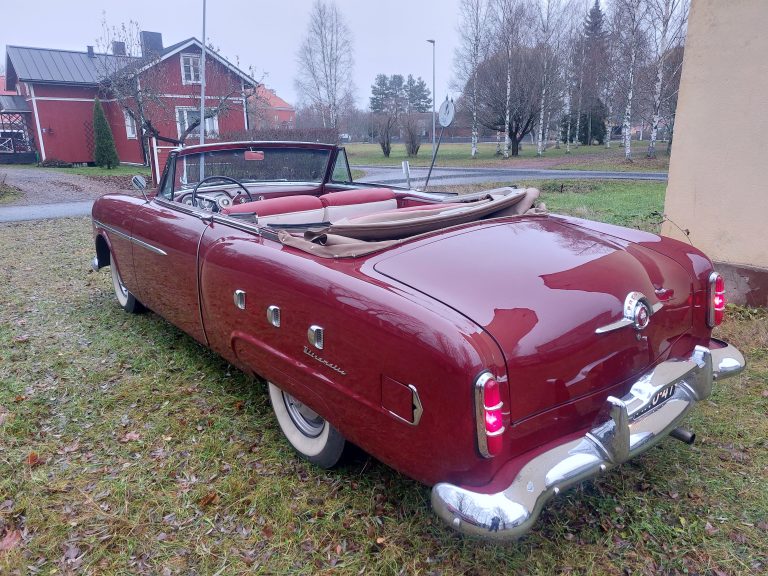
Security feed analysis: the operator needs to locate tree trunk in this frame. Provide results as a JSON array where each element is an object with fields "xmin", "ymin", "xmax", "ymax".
[
  {"xmin": 504, "ymin": 44, "xmax": 512, "ymax": 159},
  {"xmin": 471, "ymin": 72, "xmax": 478, "ymax": 158},
  {"xmin": 574, "ymin": 41, "xmax": 585, "ymax": 148},
  {"xmin": 565, "ymin": 86, "xmax": 572, "ymax": 154},
  {"xmin": 509, "ymin": 135, "xmax": 520, "ymax": 156},
  {"xmin": 622, "ymin": 42, "xmax": 637, "ymax": 161},
  {"xmin": 647, "ymin": 0, "xmax": 673, "ymax": 159},
  {"xmin": 536, "ymin": 58, "xmax": 548, "ymax": 156}
]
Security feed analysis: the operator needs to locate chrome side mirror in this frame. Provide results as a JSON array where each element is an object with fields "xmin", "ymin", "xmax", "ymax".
[
  {"xmin": 131, "ymin": 175, "xmax": 147, "ymax": 190},
  {"xmin": 131, "ymin": 175, "xmax": 149, "ymax": 202}
]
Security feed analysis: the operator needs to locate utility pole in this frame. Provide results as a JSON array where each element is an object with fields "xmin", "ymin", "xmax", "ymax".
[
  {"xmin": 427, "ymin": 39, "xmax": 436, "ymax": 158},
  {"xmin": 199, "ymin": 0, "xmax": 207, "ymax": 146}
]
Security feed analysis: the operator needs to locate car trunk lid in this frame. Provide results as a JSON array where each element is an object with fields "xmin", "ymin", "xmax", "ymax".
[{"xmin": 373, "ymin": 218, "xmax": 693, "ymax": 422}]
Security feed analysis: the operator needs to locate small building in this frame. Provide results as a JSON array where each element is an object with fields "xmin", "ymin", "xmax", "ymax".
[
  {"xmin": 248, "ymin": 85, "xmax": 295, "ymax": 130},
  {"xmin": 662, "ymin": 0, "xmax": 768, "ymax": 306},
  {"xmin": 3, "ymin": 32, "xmax": 257, "ymax": 174}
]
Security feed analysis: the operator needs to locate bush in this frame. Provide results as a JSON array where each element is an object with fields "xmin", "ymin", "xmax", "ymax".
[
  {"xmin": 93, "ymin": 98, "xmax": 120, "ymax": 169},
  {"xmin": 39, "ymin": 158, "xmax": 73, "ymax": 168}
]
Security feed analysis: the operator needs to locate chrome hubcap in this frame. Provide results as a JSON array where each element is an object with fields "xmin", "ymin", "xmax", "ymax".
[{"xmin": 282, "ymin": 392, "xmax": 324, "ymax": 437}]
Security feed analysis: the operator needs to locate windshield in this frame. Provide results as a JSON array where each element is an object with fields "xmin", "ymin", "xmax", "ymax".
[{"xmin": 172, "ymin": 147, "xmax": 331, "ymax": 193}]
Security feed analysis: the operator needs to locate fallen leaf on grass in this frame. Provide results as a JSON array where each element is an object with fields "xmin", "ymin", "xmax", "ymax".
[
  {"xmin": 120, "ymin": 431, "xmax": 140, "ymax": 443},
  {"xmin": 198, "ymin": 492, "xmax": 219, "ymax": 507},
  {"xmin": 704, "ymin": 522, "xmax": 719, "ymax": 535},
  {"xmin": 0, "ymin": 529, "xmax": 22, "ymax": 552},
  {"xmin": 234, "ymin": 401, "xmax": 244, "ymax": 411},
  {"xmin": 375, "ymin": 537, "xmax": 386, "ymax": 545},
  {"xmin": 13, "ymin": 396, "xmax": 25, "ymax": 403},
  {"xmin": 26, "ymin": 452, "xmax": 42, "ymax": 467},
  {"xmin": 13, "ymin": 335, "xmax": 29, "ymax": 343},
  {"xmin": 261, "ymin": 525, "xmax": 274, "ymax": 539},
  {"xmin": 0, "ymin": 412, "xmax": 8, "ymax": 426}
]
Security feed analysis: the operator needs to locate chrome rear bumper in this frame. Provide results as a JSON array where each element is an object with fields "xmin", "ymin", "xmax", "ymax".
[{"xmin": 431, "ymin": 339, "xmax": 745, "ymax": 540}]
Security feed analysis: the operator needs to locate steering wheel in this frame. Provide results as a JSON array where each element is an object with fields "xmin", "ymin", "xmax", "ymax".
[{"xmin": 190, "ymin": 176, "xmax": 253, "ymax": 210}]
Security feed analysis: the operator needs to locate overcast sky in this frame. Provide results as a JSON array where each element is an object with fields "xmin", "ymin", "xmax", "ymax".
[{"xmin": 1, "ymin": 0, "xmax": 462, "ymax": 108}]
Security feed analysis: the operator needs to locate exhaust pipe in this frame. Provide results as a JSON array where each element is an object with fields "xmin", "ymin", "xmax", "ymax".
[{"xmin": 670, "ymin": 427, "xmax": 696, "ymax": 445}]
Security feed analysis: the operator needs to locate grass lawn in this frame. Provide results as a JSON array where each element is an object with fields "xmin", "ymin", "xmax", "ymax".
[
  {"xmin": 346, "ymin": 140, "xmax": 670, "ymax": 172},
  {"xmin": 1, "ymin": 206, "xmax": 765, "ymax": 573},
  {"xmin": 0, "ymin": 180, "xmax": 23, "ymax": 205},
  {"xmin": 444, "ymin": 179, "xmax": 667, "ymax": 233}
]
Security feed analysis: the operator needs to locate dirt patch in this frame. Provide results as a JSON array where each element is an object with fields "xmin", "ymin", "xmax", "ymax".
[{"xmin": 0, "ymin": 167, "xmax": 134, "ymax": 206}]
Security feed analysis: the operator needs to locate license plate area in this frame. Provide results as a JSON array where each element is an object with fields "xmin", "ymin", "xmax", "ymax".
[{"xmin": 633, "ymin": 383, "xmax": 677, "ymax": 418}]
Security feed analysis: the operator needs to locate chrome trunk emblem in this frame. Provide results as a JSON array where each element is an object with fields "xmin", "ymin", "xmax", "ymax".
[{"xmin": 595, "ymin": 292, "xmax": 661, "ymax": 334}]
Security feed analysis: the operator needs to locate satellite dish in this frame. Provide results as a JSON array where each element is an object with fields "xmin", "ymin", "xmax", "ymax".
[{"xmin": 438, "ymin": 98, "xmax": 455, "ymax": 128}]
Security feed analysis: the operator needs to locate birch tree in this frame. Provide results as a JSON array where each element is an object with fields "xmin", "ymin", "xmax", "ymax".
[
  {"xmin": 492, "ymin": 0, "xmax": 528, "ymax": 158},
  {"xmin": 534, "ymin": 0, "xmax": 569, "ymax": 156},
  {"xmin": 645, "ymin": 0, "xmax": 688, "ymax": 158},
  {"xmin": 455, "ymin": 0, "xmax": 491, "ymax": 158},
  {"xmin": 295, "ymin": 0, "xmax": 355, "ymax": 129},
  {"xmin": 614, "ymin": 0, "xmax": 647, "ymax": 161}
]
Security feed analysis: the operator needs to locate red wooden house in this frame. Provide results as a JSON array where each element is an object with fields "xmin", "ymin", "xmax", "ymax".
[
  {"xmin": 3, "ymin": 32, "xmax": 257, "ymax": 177},
  {"xmin": 248, "ymin": 86, "xmax": 296, "ymax": 130}
]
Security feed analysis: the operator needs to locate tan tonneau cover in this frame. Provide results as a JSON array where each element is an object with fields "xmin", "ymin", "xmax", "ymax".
[{"xmin": 278, "ymin": 187, "xmax": 542, "ymax": 258}]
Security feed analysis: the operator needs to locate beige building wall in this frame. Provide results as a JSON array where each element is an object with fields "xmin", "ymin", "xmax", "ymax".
[{"xmin": 663, "ymin": 0, "xmax": 768, "ymax": 305}]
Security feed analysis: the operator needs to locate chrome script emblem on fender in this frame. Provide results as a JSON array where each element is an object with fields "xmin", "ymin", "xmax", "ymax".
[
  {"xmin": 595, "ymin": 291, "xmax": 662, "ymax": 334},
  {"xmin": 303, "ymin": 346, "xmax": 347, "ymax": 376}
]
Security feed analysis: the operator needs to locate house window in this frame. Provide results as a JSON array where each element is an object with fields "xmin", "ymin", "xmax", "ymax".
[
  {"xmin": 176, "ymin": 107, "xmax": 219, "ymax": 139},
  {"xmin": 124, "ymin": 110, "xmax": 137, "ymax": 139},
  {"xmin": 181, "ymin": 54, "xmax": 201, "ymax": 84}
]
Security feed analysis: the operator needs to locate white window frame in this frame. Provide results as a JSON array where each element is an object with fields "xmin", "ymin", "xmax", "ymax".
[
  {"xmin": 175, "ymin": 106, "xmax": 219, "ymax": 139},
  {"xmin": 180, "ymin": 53, "xmax": 201, "ymax": 85},
  {"xmin": 124, "ymin": 110, "xmax": 137, "ymax": 139}
]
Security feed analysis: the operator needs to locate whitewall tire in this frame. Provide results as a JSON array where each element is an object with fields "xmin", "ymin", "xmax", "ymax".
[
  {"xmin": 110, "ymin": 252, "xmax": 145, "ymax": 314},
  {"xmin": 268, "ymin": 381, "xmax": 346, "ymax": 468}
]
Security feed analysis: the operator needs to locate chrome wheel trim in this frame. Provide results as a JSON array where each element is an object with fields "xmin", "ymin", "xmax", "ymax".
[{"xmin": 282, "ymin": 391, "xmax": 325, "ymax": 438}]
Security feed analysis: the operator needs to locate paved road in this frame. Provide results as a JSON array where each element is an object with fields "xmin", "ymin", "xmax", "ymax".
[
  {"xmin": 354, "ymin": 164, "xmax": 668, "ymax": 187},
  {"xmin": 0, "ymin": 201, "xmax": 94, "ymax": 222},
  {"xmin": 0, "ymin": 166, "xmax": 667, "ymax": 222}
]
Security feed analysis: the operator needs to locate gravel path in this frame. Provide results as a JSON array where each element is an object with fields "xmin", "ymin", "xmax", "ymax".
[{"xmin": 0, "ymin": 166, "xmax": 134, "ymax": 206}]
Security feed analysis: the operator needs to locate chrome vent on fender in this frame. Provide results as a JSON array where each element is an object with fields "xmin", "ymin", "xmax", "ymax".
[
  {"xmin": 267, "ymin": 305, "xmax": 281, "ymax": 328},
  {"xmin": 308, "ymin": 325, "xmax": 324, "ymax": 350}
]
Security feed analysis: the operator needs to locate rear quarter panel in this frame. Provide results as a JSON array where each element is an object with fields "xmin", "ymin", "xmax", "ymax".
[{"xmin": 198, "ymin": 222, "xmax": 507, "ymax": 486}]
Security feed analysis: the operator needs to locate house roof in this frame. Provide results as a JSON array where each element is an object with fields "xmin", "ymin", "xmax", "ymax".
[
  {"xmin": 253, "ymin": 85, "xmax": 295, "ymax": 111},
  {"xmin": 0, "ymin": 95, "xmax": 30, "ymax": 113},
  {"xmin": 5, "ymin": 38, "xmax": 257, "ymax": 90}
]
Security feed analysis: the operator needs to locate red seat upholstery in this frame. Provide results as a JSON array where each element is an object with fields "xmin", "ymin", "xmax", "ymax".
[
  {"xmin": 222, "ymin": 195, "xmax": 323, "ymax": 216},
  {"xmin": 319, "ymin": 188, "xmax": 396, "ymax": 207}
]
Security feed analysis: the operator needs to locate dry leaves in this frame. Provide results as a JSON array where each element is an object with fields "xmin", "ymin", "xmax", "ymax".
[
  {"xmin": 0, "ymin": 529, "xmax": 22, "ymax": 553},
  {"xmin": 26, "ymin": 452, "xmax": 42, "ymax": 467},
  {"xmin": 198, "ymin": 492, "xmax": 219, "ymax": 507},
  {"xmin": 120, "ymin": 431, "xmax": 141, "ymax": 443}
]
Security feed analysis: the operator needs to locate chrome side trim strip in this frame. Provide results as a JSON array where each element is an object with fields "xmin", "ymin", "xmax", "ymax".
[{"xmin": 94, "ymin": 219, "xmax": 168, "ymax": 257}]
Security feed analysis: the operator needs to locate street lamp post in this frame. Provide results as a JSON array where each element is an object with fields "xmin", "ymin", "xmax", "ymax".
[{"xmin": 427, "ymin": 39, "xmax": 435, "ymax": 158}]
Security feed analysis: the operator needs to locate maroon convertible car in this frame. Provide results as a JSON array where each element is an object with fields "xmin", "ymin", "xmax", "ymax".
[{"xmin": 91, "ymin": 141, "xmax": 744, "ymax": 540}]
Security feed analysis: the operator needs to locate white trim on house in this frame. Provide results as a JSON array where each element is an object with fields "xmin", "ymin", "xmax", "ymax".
[
  {"xmin": 32, "ymin": 97, "xmax": 117, "ymax": 103},
  {"xmin": 180, "ymin": 52, "xmax": 202, "ymax": 85},
  {"xmin": 124, "ymin": 110, "xmax": 137, "ymax": 139},
  {"xmin": 241, "ymin": 79, "xmax": 248, "ymax": 130},
  {"xmin": 175, "ymin": 106, "xmax": 219, "ymax": 140},
  {"xmin": 134, "ymin": 39, "xmax": 257, "ymax": 87},
  {"xmin": 27, "ymin": 83, "xmax": 46, "ymax": 161}
]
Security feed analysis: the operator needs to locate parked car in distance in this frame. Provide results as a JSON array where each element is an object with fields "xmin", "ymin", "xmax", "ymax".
[{"xmin": 91, "ymin": 141, "xmax": 745, "ymax": 540}]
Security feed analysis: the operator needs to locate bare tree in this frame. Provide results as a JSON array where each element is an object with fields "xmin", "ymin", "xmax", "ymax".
[
  {"xmin": 96, "ymin": 19, "xmax": 248, "ymax": 154},
  {"xmin": 492, "ymin": 0, "xmax": 528, "ymax": 158},
  {"xmin": 613, "ymin": 0, "xmax": 648, "ymax": 161},
  {"xmin": 534, "ymin": 0, "xmax": 570, "ymax": 156},
  {"xmin": 295, "ymin": 0, "xmax": 355, "ymax": 130},
  {"xmin": 645, "ymin": 0, "xmax": 688, "ymax": 158},
  {"xmin": 455, "ymin": 0, "xmax": 491, "ymax": 158}
]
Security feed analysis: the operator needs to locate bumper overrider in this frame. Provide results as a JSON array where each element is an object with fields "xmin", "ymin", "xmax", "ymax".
[{"xmin": 432, "ymin": 338, "xmax": 746, "ymax": 540}]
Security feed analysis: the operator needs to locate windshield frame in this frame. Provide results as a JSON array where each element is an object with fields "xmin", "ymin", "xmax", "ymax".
[{"xmin": 168, "ymin": 144, "xmax": 335, "ymax": 197}]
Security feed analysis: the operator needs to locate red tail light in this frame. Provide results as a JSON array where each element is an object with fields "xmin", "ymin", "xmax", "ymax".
[
  {"xmin": 474, "ymin": 372, "xmax": 505, "ymax": 458},
  {"xmin": 707, "ymin": 272, "xmax": 726, "ymax": 327}
]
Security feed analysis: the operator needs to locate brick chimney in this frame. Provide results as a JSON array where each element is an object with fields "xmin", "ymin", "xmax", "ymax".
[
  {"xmin": 139, "ymin": 31, "xmax": 163, "ymax": 57},
  {"xmin": 86, "ymin": 45, "xmax": 95, "ymax": 58},
  {"xmin": 111, "ymin": 41, "xmax": 126, "ymax": 56}
]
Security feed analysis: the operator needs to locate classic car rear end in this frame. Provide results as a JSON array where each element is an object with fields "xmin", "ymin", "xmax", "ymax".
[{"xmin": 91, "ymin": 141, "xmax": 744, "ymax": 541}]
